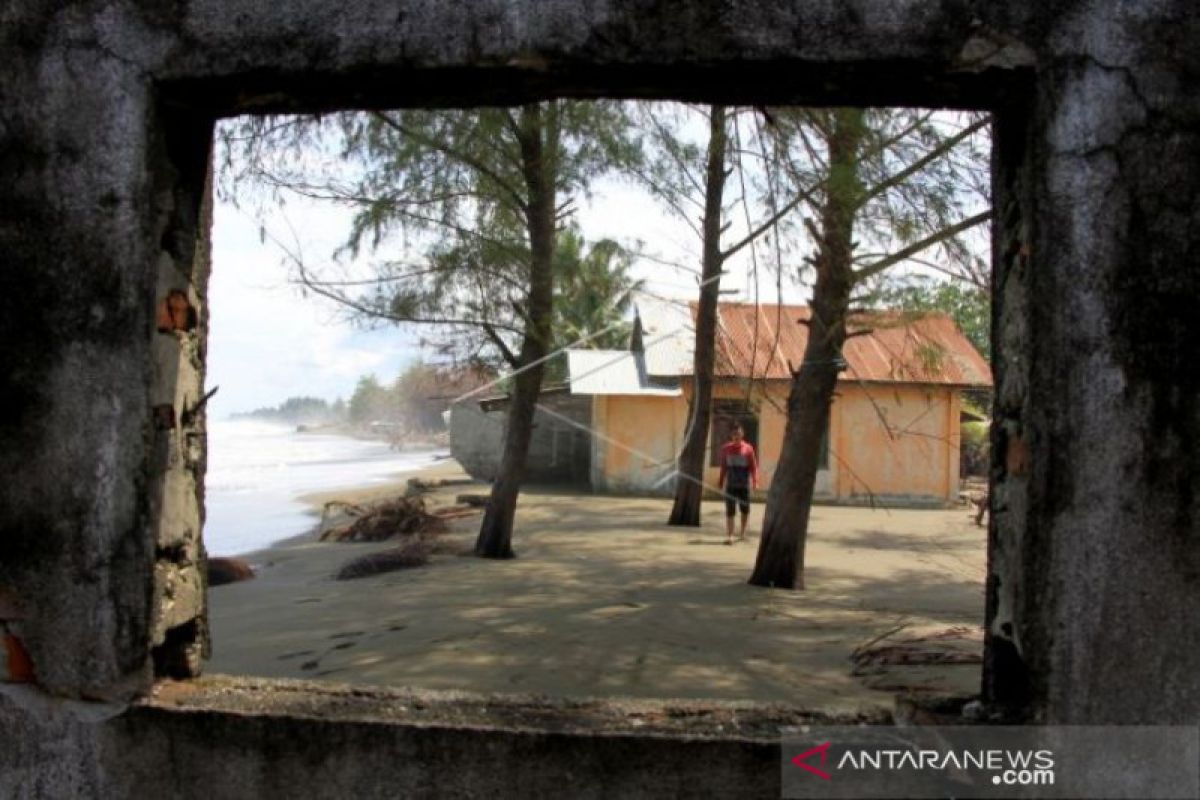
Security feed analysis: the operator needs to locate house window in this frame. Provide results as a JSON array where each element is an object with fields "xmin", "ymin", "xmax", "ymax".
[{"xmin": 709, "ymin": 399, "xmax": 759, "ymax": 466}]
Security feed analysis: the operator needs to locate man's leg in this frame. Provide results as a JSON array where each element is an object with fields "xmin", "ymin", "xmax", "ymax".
[
  {"xmin": 725, "ymin": 494, "xmax": 735, "ymax": 544},
  {"xmin": 737, "ymin": 491, "xmax": 750, "ymax": 540}
]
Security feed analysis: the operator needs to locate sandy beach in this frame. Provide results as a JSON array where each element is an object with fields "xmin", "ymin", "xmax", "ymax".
[{"xmin": 206, "ymin": 460, "xmax": 986, "ymax": 715}]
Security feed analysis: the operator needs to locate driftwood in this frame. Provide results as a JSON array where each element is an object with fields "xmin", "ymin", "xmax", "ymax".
[
  {"xmin": 455, "ymin": 493, "xmax": 490, "ymax": 508},
  {"xmin": 432, "ymin": 504, "xmax": 484, "ymax": 520},
  {"xmin": 320, "ymin": 496, "xmax": 446, "ymax": 543},
  {"xmin": 335, "ymin": 538, "xmax": 434, "ymax": 580},
  {"xmin": 405, "ymin": 476, "xmax": 477, "ymax": 496},
  {"xmin": 319, "ymin": 500, "xmax": 369, "ymax": 534},
  {"xmin": 323, "ymin": 493, "xmax": 482, "ymax": 577}
]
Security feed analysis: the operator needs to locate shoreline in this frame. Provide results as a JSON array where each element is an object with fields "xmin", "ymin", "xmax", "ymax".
[
  {"xmin": 205, "ymin": 463, "xmax": 985, "ymax": 709},
  {"xmin": 226, "ymin": 453, "xmax": 464, "ymax": 562},
  {"xmin": 204, "ymin": 411, "xmax": 454, "ymax": 558},
  {"xmin": 294, "ymin": 453, "xmax": 466, "ymax": 512},
  {"xmin": 229, "ymin": 416, "xmax": 449, "ymax": 450}
]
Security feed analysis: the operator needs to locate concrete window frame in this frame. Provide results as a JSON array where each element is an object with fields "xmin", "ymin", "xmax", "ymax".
[{"xmin": 4, "ymin": 4, "xmax": 1196, "ymax": 793}]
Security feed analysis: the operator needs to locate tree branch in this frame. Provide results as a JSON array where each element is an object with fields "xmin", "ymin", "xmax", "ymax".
[
  {"xmin": 858, "ymin": 116, "xmax": 989, "ymax": 206},
  {"xmin": 858, "ymin": 110, "xmax": 936, "ymax": 162},
  {"xmin": 854, "ymin": 210, "xmax": 992, "ymax": 282},
  {"xmin": 721, "ymin": 184, "xmax": 817, "ymax": 260},
  {"xmin": 291, "ymin": 251, "xmax": 524, "ymax": 335},
  {"xmin": 482, "ymin": 323, "xmax": 520, "ymax": 368},
  {"xmin": 371, "ymin": 111, "xmax": 529, "ymax": 215},
  {"xmin": 643, "ymin": 106, "xmax": 707, "ymax": 199}
]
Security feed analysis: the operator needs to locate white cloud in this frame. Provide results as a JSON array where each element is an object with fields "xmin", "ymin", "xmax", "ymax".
[{"xmin": 206, "ymin": 198, "xmax": 419, "ymax": 418}]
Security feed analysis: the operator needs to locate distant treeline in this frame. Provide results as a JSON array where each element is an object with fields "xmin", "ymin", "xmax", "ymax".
[
  {"xmin": 234, "ymin": 361, "xmax": 494, "ymax": 433},
  {"xmin": 233, "ymin": 395, "xmax": 345, "ymax": 425}
]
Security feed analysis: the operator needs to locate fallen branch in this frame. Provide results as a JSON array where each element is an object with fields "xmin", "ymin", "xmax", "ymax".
[
  {"xmin": 851, "ymin": 621, "xmax": 911, "ymax": 660},
  {"xmin": 335, "ymin": 538, "xmax": 434, "ymax": 580},
  {"xmin": 320, "ymin": 496, "xmax": 447, "ymax": 542}
]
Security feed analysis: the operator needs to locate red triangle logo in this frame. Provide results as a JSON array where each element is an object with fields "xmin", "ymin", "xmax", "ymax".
[{"xmin": 791, "ymin": 741, "xmax": 832, "ymax": 781}]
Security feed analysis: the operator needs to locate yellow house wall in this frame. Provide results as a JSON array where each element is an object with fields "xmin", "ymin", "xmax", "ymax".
[
  {"xmin": 593, "ymin": 394, "xmax": 684, "ymax": 494},
  {"xmin": 832, "ymin": 383, "xmax": 960, "ymax": 504},
  {"xmin": 597, "ymin": 381, "xmax": 960, "ymax": 504}
]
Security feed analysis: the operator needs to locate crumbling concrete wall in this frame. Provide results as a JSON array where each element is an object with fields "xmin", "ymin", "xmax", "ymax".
[
  {"xmin": 450, "ymin": 394, "xmax": 592, "ymax": 485},
  {"xmin": 982, "ymin": 1, "xmax": 1200, "ymax": 723},
  {"xmin": 0, "ymin": 680, "xmax": 786, "ymax": 800},
  {"xmin": 0, "ymin": 0, "xmax": 1197, "ymax": 794},
  {"xmin": 0, "ymin": 14, "xmax": 216, "ymax": 699}
]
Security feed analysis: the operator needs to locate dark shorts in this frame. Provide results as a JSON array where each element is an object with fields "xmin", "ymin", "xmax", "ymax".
[{"xmin": 724, "ymin": 485, "xmax": 751, "ymax": 516}]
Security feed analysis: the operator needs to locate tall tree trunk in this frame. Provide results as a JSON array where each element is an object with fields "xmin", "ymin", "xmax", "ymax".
[
  {"xmin": 668, "ymin": 105, "xmax": 728, "ymax": 526},
  {"xmin": 475, "ymin": 102, "xmax": 557, "ymax": 558},
  {"xmin": 750, "ymin": 109, "xmax": 864, "ymax": 589}
]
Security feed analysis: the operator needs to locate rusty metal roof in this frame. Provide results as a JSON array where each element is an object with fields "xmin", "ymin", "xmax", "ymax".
[{"xmin": 639, "ymin": 301, "xmax": 991, "ymax": 387}]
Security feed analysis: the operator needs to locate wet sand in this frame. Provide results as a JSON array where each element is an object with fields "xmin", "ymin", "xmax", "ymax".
[{"xmin": 206, "ymin": 461, "xmax": 986, "ymax": 715}]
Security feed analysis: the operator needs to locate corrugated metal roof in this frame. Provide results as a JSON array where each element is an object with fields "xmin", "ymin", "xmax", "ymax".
[
  {"xmin": 637, "ymin": 300, "xmax": 991, "ymax": 387},
  {"xmin": 632, "ymin": 296, "xmax": 694, "ymax": 377},
  {"xmin": 710, "ymin": 302, "xmax": 992, "ymax": 386},
  {"xmin": 567, "ymin": 349, "xmax": 682, "ymax": 396}
]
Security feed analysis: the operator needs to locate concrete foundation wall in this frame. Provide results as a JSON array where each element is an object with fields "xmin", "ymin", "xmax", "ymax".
[
  {"xmin": 1, "ymin": 0, "xmax": 1197, "ymax": 794},
  {"xmin": 0, "ymin": 681, "xmax": 785, "ymax": 800}
]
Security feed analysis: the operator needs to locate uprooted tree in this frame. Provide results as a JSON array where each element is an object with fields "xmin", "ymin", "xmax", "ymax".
[
  {"xmin": 219, "ymin": 102, "xmax": 637, "ymax": 558},
  {"xmin": 749, "ymin": 108, "xmax": 990, "ymax": 589}
]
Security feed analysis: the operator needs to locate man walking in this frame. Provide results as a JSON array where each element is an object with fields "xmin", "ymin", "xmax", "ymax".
[{"xmin": 718, "ymin": 422, "xmax": 759, "ymax": 544}]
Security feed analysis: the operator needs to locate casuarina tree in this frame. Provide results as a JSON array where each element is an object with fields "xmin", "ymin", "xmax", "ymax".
[
  {"xmin": 631, "ymin": 104, "xmax": 809, "ymax": 526},
  {"xmin": 219, "ymin": 102, "xmax": 637, "ymax": 558},
  {"xmin": 749, "ymin": 108, "xmax": 990, "ymax": 589}
]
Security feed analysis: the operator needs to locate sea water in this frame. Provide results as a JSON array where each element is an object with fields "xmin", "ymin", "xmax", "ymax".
[{"xmin": 204, "ymin": 419, "xmax": 447, "ymax": 556}]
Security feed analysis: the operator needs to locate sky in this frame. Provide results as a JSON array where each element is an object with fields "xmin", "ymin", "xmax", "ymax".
[
  {"xmin": 207, "ymin": 198, "xmax": 419, "ymax": 419},
  {"xmin": 205, "ymin": 149, "xmax": 805, "ymax": 419},
  {"xmin": 204, "ymin": 109, "xmax": 987, "ymax": 419},
  {"xmin": 206, "ymin": 173, "xmax": 741, "ymax": 419}
]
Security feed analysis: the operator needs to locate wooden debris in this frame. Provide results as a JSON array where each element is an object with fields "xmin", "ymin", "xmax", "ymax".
[
  {"xmin": 335, "ymin": 538, "xmax": 434, "ymax": 580},
  {"xmin": 456, "ymin": 493, "xmax": 490, "ymax": 508},
  {"xmin": 431, "ymin": 504, "xmax": 483, "ymax": 521},
  {"xmin": 318, "ymin": 500, "xmax": 369, "ymax": 533},
  {"xmin": 405, "ymin": 476, "xmax": 477, "ymax": 496},
  {"xmin": 320, "ymin": 496, "xmax": 446, "ymax": 542},
  {"xmin": 851, "ymin": 625, "xmax": 982, "ymax": 676}
]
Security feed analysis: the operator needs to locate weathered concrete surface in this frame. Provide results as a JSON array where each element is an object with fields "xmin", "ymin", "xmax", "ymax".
[
  {"xmin": 984, "ymin": 1, "xmax": 1200, "ymax": 723},
  {"xmin": 0, "ymin": 678, "xmax": 855, "ymax": 799},
  {"xmin": 4, "ymin": 1, "xmax": 1040, "ymax": 113},
  {"xmin": 0, "ymin": 0, "xmax": 1197, "ymax": 793},
  {"xmin": 450, "ymin": 393, "xmax": 591, "ymax": 485}
]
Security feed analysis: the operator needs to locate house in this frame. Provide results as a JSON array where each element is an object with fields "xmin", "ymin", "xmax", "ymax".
[
  {"xmin": 449, "ymin": 386, "xmax": 593, "ymax": 485},
  {"xmin": 566, "ymin": 298, "xmax": 992, "ymax": 506}
]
